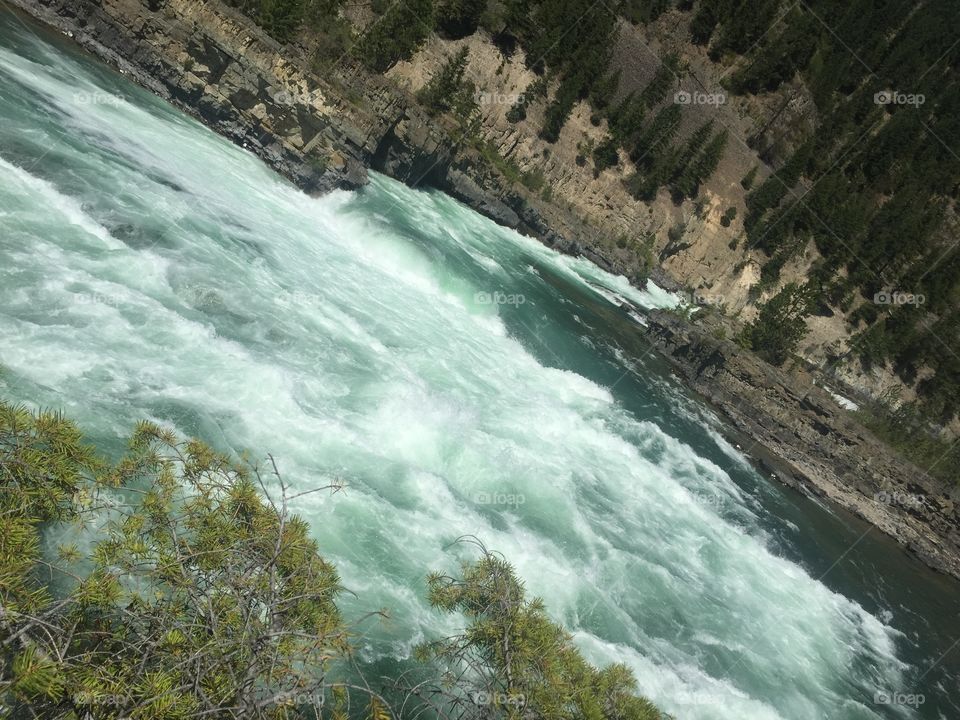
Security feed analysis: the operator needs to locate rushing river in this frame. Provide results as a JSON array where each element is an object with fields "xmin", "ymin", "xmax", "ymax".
[{"xmin": 1, "ymin": 10, "xmax": 959, "ymax": 720}]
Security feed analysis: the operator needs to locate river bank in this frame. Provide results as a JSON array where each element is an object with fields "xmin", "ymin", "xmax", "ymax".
[
  {"xmin": 6, "ymin": 0, "xmax": 607, "ymax": 263},
  {"xmin": 7, "ymin": 0, "xmax": 960, "ymax": 582},
  {"xmin": 642, "ymin": 309, "xmax": 960, "ymax": 580}
]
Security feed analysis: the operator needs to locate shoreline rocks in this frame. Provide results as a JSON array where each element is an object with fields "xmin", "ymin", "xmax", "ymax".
[{"xmin": 643, "ymin": 309, "xmax": 960, "ymax": 580}]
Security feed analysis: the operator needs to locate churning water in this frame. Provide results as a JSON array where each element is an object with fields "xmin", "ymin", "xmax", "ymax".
[{"xmin": 1, "ymin": 10, "xmax": 959, "ymax": 719}]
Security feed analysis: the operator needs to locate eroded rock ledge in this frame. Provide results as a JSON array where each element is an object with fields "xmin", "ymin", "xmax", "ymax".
[
  {"xmin": 644, "ymin": 310, "xmax": 960, "ymax": 579},
  {"xmin": 8, "ymin": 0, "xmax": 595, "ymax": 259}
]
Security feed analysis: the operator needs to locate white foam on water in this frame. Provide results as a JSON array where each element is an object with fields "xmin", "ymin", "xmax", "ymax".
[
  {"xmin": 0, "ymin": 24, "xmax": 921, "ymax": 720},
  {"xmin": 574, "ymin": 631, "xmax": 788, "ymax": 720},
  {"xmin": 0, "ymin": 155, "xmax": 123, "ymax": 250}
]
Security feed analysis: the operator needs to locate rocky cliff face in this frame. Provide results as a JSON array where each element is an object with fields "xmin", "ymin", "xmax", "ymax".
[
  {"xmin": 19, "ymin": 0, "xmax": 387, "ymax": 192},
  {"xmin": 388, "ymin": 16, "xmax": 915, "ymax": 411},
  {"xmin": 644, "ymin": 309, "xmax": 960, "ymax": 579},
  {"xmin": 10, "ymin": 0, "xmax": 591, "ymax": 271}
]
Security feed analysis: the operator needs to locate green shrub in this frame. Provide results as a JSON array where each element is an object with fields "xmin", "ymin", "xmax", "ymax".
[
  {"xmin": 721, "ymin": 206, "xmax": 738, "ymax": 227},
  {"xmin": 0, "ymin": 405, "xmax": 351, "ymax": 719},
  {"xmin": 0, "ymin": 403, "xmax": 668, "ymax": 719},
  {"xmin": 410, "ymin": 540, "xmax": 665, "ymax": 720}
]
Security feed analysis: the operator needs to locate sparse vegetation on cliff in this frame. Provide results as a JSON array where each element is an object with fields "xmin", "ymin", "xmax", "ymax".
[
  {"xmin": 417, "ymin": 46, "xmax": 476, "ymax": 118},
  {"xmin": 712, "ymin": 0, "xmax": 960, "ymax": 426}
]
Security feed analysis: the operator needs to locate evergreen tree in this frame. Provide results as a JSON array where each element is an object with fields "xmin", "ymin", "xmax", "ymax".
[
  {"xmin": 417, "ymin": 47, "xmax": 472, "ymax": 116},
  {"xmin": 608, "ymin": 92, "xmax": 646, "ymax": 142},
  {"xmin": 630, "ymin": 104, "xmax": 682, "ymax": 168},
  {"xmin": 639, "ymin": 53, "xmax": 679, "ymax": 108},
  {"xmin": 667, "ymin": 121, "xmax": 713, "ymax": 200},
  {"xmin": 410, "ymin": 540, "xmax": 665, "ymax": 720},
  {"xmin": 589, "ymin": 69, "xmax": 622, "ymax": 114},
  {"xmin": 226, "ymin": 0, "xmax": 345, "ymax": 41},
  {"xmin": 518, "ymin": 0, "xmax": 618, "ymax": 140},
  {"xmin": 689, "ymin": 0, "xmax": 722, "ymax": 45},
  {"xmin": 436, "ymin": 0, "xmax": 485, "ymax": 38},
  {"xmin": 627, "ymin": 145, "xmax": 681, "ymax": 201},
  {"xmin": 506, "ymin": 75, "xmax": 547, "ymax": 123},
  {"xmin": 0, "ymin": 407, "xmax": 353, "ymax": 719},
  {"xmin": 687, "ymin": 128, "xmax": 728, "ymax": 193},
  {"xmin": 709, "ymin": 0, "xmax": 778, "ymax": 58},
  {"xmin": 745, "ymin": 142, "xmax": 812, "ymax": 232},
  {"xmin": 623, "ymin": 0, "xmax": 673, "ymax": 24},
  {"xmin": 357, "ymin": 0, "xmax": 436, "ymax": 72},
  {"xmin": 728, "ymin": 12, "xmax": 817, "ymax": 94},
  {"xmin": 540, "ymin": 75, "xmax": 581, "ymax": 142},
  {"xmin": 741, "ymin": 283, "xmax": 816, "ymax": 365},
  {"xmin": 593, "ymin": 136, "xmax": 620, "ymax": 173}
]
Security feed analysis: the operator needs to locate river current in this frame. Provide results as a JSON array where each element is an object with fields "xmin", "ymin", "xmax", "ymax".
[{"xmin": 1, "ymin": 10, "xmax": 958, "ymax": 719}]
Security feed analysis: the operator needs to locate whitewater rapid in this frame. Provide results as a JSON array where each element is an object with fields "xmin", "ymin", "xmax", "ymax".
[{"xmin": 1, "ymin": 12, "xmax": 954, "ymax": 720}]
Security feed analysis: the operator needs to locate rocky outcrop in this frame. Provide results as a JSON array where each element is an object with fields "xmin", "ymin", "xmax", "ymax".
[
  {"xmin": 369, "ymin": 109, "xmax": 452, "ymax": 185},
  {"xmin": 8, "ymin": 0, "xmax": 579, "ymax": 256},
  {"xmin": 645, "ymin": 309, "xmax": 960, "ymax": 580},
  {"xmin": 13, "ymin": 0, "xmax": 385, "ymax": 193}
]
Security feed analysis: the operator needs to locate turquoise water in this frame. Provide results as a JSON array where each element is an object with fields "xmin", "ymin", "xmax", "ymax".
[{"xmin": 1, "ymin": 10, "xmax": 959, "ymax": 719}]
